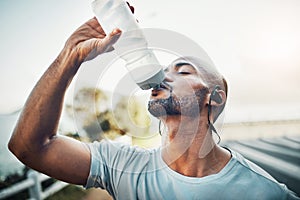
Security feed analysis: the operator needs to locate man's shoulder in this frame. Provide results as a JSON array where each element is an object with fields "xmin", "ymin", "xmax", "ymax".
[
  {"xmin": 231, "ymin": 149, "xmax": 277, "ymax": 182},
  {"xmin": 88, "ymin": 139, "xmax": 159, "ymax": 168},
  {"xmin": 229, "ymin": 149, "xmax": 295, "ymax": 198}
]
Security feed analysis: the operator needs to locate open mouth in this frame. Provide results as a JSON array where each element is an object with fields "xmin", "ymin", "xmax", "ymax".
[
  {"xmin": 151, "ymin": 90, "xmax": 160, "ymax": 97},
  {"xmin": 151, "ymin": 82, "xmax": 172, "ymax": 97}
]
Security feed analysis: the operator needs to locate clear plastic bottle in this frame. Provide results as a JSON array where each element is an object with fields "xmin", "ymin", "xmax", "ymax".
[{"xmin": 92, "ymin": 0, "xmax": 165, "ymax": 89}]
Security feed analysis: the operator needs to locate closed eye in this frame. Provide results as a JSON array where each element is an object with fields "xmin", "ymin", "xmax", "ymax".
[{"xmin": 178, "ymin": 71, "xmax": 191, "ymax": 75}]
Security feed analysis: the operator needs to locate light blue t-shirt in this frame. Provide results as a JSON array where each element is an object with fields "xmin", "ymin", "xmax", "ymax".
[{"xmin": 85, "ymin": 140, "xmax": 299, "ymax": 200}]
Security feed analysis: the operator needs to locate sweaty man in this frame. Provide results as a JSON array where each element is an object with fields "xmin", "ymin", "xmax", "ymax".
[{"xmin": 8, "ymin": 16, "xmax": 299, "ymax": 200}]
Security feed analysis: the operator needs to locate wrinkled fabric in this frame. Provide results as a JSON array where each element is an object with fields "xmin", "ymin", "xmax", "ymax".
[{"xmin": 85, "ymin": 140, "xmax": 299, "ymax": 200}]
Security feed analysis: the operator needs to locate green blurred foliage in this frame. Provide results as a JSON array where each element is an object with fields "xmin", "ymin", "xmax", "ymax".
[{"xmin": 65, "ymin": 87, "xmax": 153, "ymax": 142}]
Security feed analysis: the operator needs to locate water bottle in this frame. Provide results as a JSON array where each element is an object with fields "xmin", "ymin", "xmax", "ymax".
[{"xmin": 91, "ymin": 0, "xmax": 165, "ymax": 90}]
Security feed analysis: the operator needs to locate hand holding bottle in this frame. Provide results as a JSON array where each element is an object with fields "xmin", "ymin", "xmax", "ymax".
[
  {"xmin": 92, "ymin": 0, "xmax": 165, "ymax": 89},
  {"xmin": 62, "ymin": 17, "xmax": 122, "ymax": 65}
]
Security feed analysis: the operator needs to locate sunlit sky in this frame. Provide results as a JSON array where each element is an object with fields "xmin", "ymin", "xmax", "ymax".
[{"xmin": 1, "ymin": 0, "xmax": 300, "ymax": 122}]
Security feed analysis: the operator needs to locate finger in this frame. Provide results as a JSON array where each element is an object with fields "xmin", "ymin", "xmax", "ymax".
[
  {"xmin": 126, "ymin": 2, "xmax": 138, "ymax": 22},
  {"xmin": 101, "ymin": 28, "xmax": 122, "ymax": 49},
  {"xmin": 86, "ymin": 17, "xmax": 105, "ymax": 34},
  {"xmin": 70, "ymin": 28, "xmax": 104, "ymax": 46},
  {"xmin": 85, "ymin": 28, "xmax": 121, "ymax": 60},
  {"xmin": 82, "ymin": 26, "xmax": 105, "ymax": 39},
  {"xmin": 92, "ymin": 28, "xmax": 121, "ymax": 55},
  {"xmin": 126, "ymin": 2, "xmax": 134, "ymax": 13}
]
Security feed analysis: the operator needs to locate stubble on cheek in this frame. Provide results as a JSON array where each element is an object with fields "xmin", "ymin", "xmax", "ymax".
[
  {"xmin": 148, "ymin": 88, "xmax": 209, "ymax": 118},
  {"xmin": 148, "ymin": 95, "xmax": 180, "ymax": 117}
]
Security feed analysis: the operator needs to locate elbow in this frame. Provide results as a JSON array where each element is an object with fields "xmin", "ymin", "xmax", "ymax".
[
  {"xmin": 7, "ymin": 137, "xmax": 13, "ymax": 153},
  {"xmin": 8, "ymin": 129, "xmax": 49, "ymax": 165},
  {"xmin": 8, "ymin": 133, "xmax": 17, "ymax": 155},
  {"xmin": 8, "ymin": 132, "xmax": 29, "ymax": 162},
  {"xmin": 8, "ymin": 135, "xmax": 20, "ymax": 158}
]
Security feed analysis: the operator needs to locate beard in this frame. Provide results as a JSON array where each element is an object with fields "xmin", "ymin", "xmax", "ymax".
[{"xmin": 148, "ymin": 87, "xmax": 209, "ymax": 118}]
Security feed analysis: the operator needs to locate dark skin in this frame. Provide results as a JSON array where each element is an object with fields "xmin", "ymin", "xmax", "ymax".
[
  {"xmin": 8, "ymin": 17, "xmax": 122, "ymax": 185},
  {"xmin": 8, "ymin": 7, "xmax": 230, "ymax": 186},
  {"xmin": 149, "ymin": 62, "xmax": 230, "ymax": 177}
]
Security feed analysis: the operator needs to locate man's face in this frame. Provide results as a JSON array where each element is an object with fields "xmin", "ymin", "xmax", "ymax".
[{"xmin": 148, "ymin": 60, "xmax": 209, "ymax": 118}]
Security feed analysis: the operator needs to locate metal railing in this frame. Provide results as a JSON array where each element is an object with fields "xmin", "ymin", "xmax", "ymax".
[{"xmin": 0, "ymin": 170, "xmax": 69, "ymax": 200}]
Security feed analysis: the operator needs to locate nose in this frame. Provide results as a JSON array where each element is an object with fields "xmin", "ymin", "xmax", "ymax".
[
  {"xmin": 159, "ymin": 73, "xmax": 173, "ymax": 91},
  {"xmin": 163, "ymin": 72, "xmax": 173, "ymax": 83}
]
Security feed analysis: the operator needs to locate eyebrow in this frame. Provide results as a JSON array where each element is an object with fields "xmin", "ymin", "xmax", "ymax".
[
  {"xmin": 174, "ymin": 62, "xmax": 197, "ymax": 71},
  {"xmin": 175, "ymin": 62, "xmax": 192, "ymax": 67}
]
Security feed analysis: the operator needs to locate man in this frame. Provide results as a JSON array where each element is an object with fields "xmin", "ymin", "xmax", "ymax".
[{"xmin": 8, "ymin": 16, "xmax": 299, "ymax": 199}]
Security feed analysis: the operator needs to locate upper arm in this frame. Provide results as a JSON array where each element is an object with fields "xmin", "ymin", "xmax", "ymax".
[{"xmin": 24, "ymin": 135, "xmax": 91, "ymax": 186}]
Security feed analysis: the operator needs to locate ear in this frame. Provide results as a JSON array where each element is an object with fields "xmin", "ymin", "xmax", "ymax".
[{"xmin": 207, "ymin": 89, "xmax": 226, "ymax": 106}]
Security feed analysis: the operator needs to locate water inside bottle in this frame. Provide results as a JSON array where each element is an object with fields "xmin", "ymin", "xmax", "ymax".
[
  {"xmin": 125, "ymin": 51, "xmax": 161, "ymax": 83},
  {"xmin": 92, "ymin": 0, "xmax": 164, "ymax": 89},
  {"xmin": 116, "ymin": 37, "xmax": 148, "ymax": 62},
  {"xmin": 94, "ymin": 0, "xmax": 137, "ymax": 34}
]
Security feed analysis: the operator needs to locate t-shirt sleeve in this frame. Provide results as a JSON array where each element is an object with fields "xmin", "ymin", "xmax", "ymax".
[
  {"xmin": 84, "ymin": 140, "xmax": 112, "ymax": 190},
  {"xmin": 84, "ymin": 139, "xmax": 152, "ymax": 195}
]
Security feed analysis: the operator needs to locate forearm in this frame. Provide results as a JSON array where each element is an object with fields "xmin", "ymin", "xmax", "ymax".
[
  {"xmin": 8, "ymin": 48, "xmax": 81, "ymax": 157},
  {"xmin": 6, "ymin": 17, "xmax": 123, "ymax": 185}
]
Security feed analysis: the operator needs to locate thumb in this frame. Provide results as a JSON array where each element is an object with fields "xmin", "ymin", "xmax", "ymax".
[
  {"xmin": 101, "ymin": 28, "xmax": 122, "ymax": 52},
  {"xmin": 84, "ymin": 29, "xmax": 122, "ymax": 62}
]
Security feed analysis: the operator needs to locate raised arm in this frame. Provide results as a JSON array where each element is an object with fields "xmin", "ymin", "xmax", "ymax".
[{"xmin": 8, "ymin": 18, "xmax": 121, "ymax": 185}]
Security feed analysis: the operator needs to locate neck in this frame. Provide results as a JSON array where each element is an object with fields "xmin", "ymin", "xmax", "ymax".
[{"xmin": 161, "ymin": 115, "xmax": 231, "ymax": 178}]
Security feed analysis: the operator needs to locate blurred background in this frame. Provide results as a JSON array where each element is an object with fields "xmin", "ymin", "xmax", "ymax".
[{"xmin": 1, "ymin": 0, "xmax": 299, "ymax": 199}]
